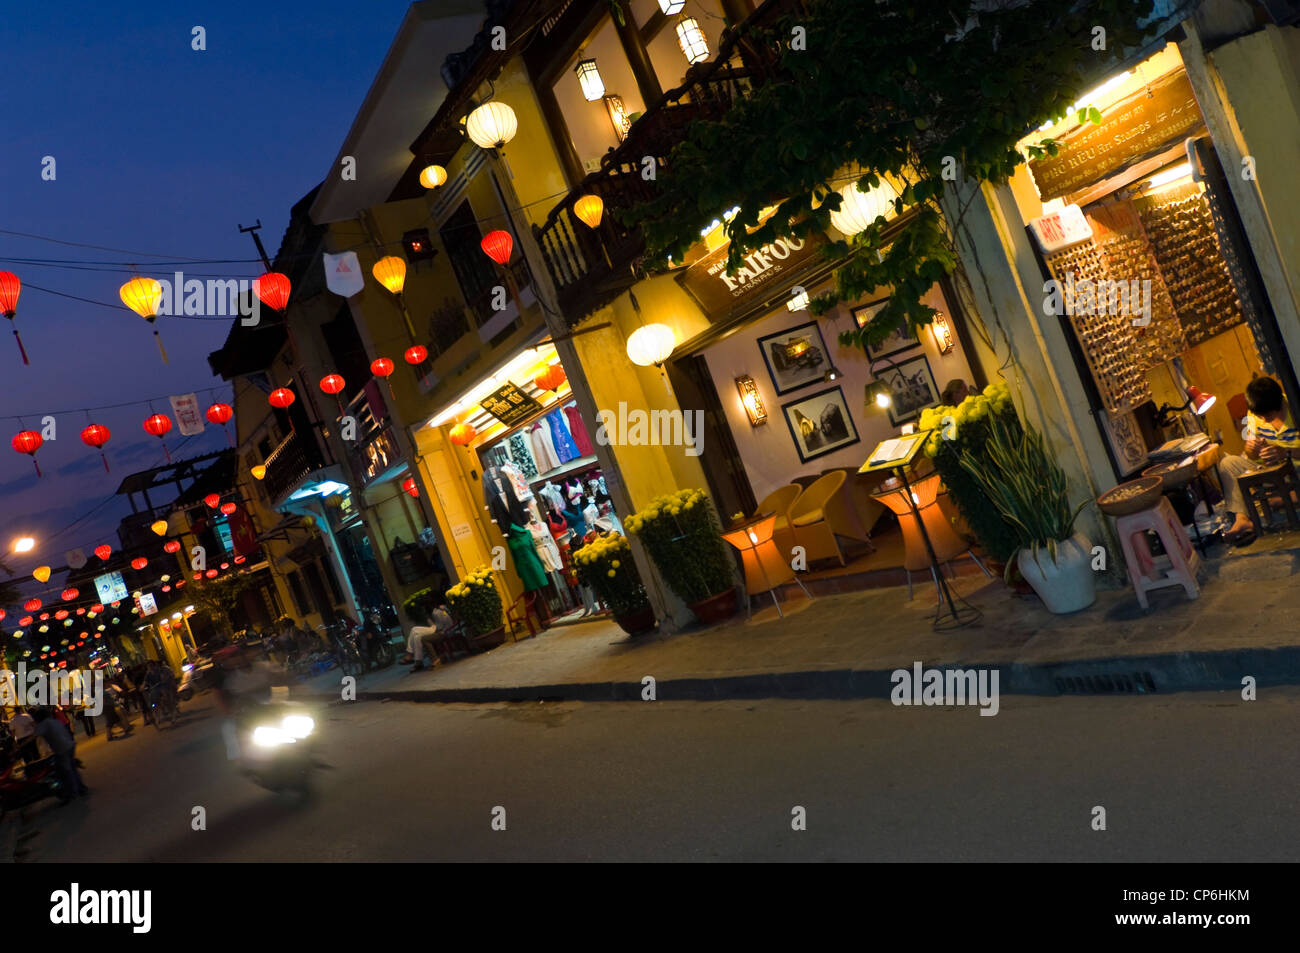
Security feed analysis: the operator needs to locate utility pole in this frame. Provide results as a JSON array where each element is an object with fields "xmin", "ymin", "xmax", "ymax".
[{"xmin": 238, "ymin": 220, "xmax": 273, "ymax": 271}]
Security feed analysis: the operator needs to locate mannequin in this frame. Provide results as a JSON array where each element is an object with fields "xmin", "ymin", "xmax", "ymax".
[
  {"xmin": 582, "ymin": 496, "xmax": 601, "ymax": 533},
  {"xmin": 483, "ymin": 466, "xmax": 547, "ymax": 594},
  {"xmin": 538, "ymin": 480, "xmax": 565, "ymax": 512}
]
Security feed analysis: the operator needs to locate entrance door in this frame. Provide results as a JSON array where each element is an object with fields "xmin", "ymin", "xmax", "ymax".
[{"xmin": 665, "ymin": 354, "xmax": 757, "ymax": 519}]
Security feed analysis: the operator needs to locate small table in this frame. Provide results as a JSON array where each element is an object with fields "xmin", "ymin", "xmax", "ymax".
[{"xmin": 722, "ymin": 514, "xmax": 809, "ymax": 619}]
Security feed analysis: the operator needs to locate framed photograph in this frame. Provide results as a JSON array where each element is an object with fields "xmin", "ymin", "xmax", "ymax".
[
  {"xmin": 853, "ymin": 299, "xmax": 919, "ymax": 361},
  {"xmin": 781, "ymin": 385, "xmax": 861, "ymax": 463},
  {"xmin": 878, "ymin": 354, "xmax": 940, "ymax": 427},
  {"xmin": 757, "ymin": 321, "xmax": 830, "ymax": 395}
]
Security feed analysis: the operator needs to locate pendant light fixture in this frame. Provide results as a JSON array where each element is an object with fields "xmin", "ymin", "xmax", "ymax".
[
  {"xmin": 419, "ymin": 164, "xmax": 448, "ymax": 189},
  {"xmin": 574, "ymin": 55, "xmax": 605, "ymax": 102},
  {"xmin": 465, "ymin": 101, "xmax": 518, "ymax": 150},
  {"xmin": 659, "ymin": 0, "xmax": 685, "ymax": 13},
  {"xmin": 120, "ymin": 277, "xmax": 168, "ymax": 363},
  {"xmin": 676, "ymin": 16, "xmax": 710, "ymax": 65},
  {"xmin": 829, "ymin": 178, "xmax": 900, "ymax": 236}
]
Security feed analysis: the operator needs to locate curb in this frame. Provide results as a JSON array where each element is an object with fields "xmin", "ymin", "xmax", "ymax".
[{"xmin": 295, "ymin": 644, "xmax": 1287, "ymax": 705}]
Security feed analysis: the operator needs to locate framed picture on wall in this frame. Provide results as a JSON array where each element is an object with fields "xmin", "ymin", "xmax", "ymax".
[
  {"xmin": 854, "ymin": 299, "xmax": 919, "ymax": 361},
  {"xmin": 781, "ymin": 385, "xmax": 861, "ymax": 463},
  {"xmin": 757, "ymin": 321, "xmax": 830, "ymax": 395},
  {"xmin": 879, "ymin": 354, "xmax": 940, "ymax": 427}
]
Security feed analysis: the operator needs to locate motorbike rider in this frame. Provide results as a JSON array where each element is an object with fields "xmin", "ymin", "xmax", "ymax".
[{"xmin": 212, "ymin": 644, "xmax": 279, "ymax": 760}]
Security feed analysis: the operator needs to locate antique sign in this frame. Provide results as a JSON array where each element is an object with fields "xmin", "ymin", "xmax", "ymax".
[
  {"xmin": 479, "ymin": 381, "xmax": 542, "ymax": 427},
  {"xmin": 677, "ymin": 230, "xmax": 827, "ymax": 321}
]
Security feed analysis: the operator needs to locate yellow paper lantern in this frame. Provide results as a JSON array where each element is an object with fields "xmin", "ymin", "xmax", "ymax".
[
  {"xmin": 419, "ymin": 165, "xmax": 447, "ymax": 189},
  {"xmin": 465, "ymin": 101, "xmax": 518, "ymax": 150},
  {"xmin": 573, "ymin": 194, "xmax": 604, "ymax": 229},
  {"xmin": 119, "ymin": 277, "xmax": 162, "ymax": 319},
  {"xmin": 151, "ymin": 520, "xmax": 168, "ymax": 536},
  {"xmin": 34, "ymin": 566, "xmax": 50, "ymax": 583},
  {"xmin": 251, "ymin": 464, "xmax": 267, "ymax": 480},
  {"xmin": 372, "ymin": 256, "xmax": 407, "ymax": 295},
  {"xmin": 626, "ymin": 324, "xmax": 675, "ymax": 367}
]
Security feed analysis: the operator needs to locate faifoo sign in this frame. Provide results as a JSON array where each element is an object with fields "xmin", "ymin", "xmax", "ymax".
[{"xmin": 677, "ymin": 230, "xmax": 826, "ymax": 321}]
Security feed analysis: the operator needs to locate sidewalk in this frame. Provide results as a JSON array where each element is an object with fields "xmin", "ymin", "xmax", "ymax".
[{"xmin": 294, "ymin": 540, "xmax": 1300, "ymax": 704}]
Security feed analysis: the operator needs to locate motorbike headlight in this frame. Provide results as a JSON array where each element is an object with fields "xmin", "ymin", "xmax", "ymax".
[
  {"xmin": 251, "ymin": 725, "xmax": 297, "ymax": 747},
  {"xmin": 282, "ymin": 714, "xmax": 314, "ymax": 739},
  {"xmin": 182, "ymin": 664, "xmax": 193, "ymax": 672}
]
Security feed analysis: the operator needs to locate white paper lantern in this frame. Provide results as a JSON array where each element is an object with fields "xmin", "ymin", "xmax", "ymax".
[
  {"xmin": 627, "ymin": 323, "xmax": 675, "ymax": 367},
  {"xmin": 659, "ymin": 0, "xmax": 686, "ymax": 12},
  {"xmin": 676, "ymin": 17, "xmax": 710, "ymax": 65},
  {"xmin": 829, "ymin": 179, "xmax": 900, "ymax": 236},
  {"xmin": 465, "ymin": 101, "xmax": 518, "ymax": 150}
]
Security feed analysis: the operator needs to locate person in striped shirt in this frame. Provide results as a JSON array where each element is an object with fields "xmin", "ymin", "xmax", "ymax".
[{"xmin": 1219, "ymin": 376, "xmax": 1299, "ymax": 541}]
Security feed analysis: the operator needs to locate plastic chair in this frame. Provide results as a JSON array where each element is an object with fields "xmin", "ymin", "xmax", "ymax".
[
  {"xmin": 1226, "ymin": 393, "xmax": 1248, "ymax": 430},
  {"xmin": 1113, "ymin": 496, "xmax": 1200, "ymax": 608},
  {"xmin": 506, "ymin": 592, "xmax": 548, "ymax": 641},
  {"xmin": 789, "ymin": 471, "xmax": 868, "ymax": 566},
  {"xmin": 752, "ymin": 484, "xmax": 802, "ymax": 561}
]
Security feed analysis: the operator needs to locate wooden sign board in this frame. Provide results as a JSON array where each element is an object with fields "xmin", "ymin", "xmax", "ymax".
[
  {"xmin": 677, "ymin": 230, "xmax": 827, "ymax": 321},
  {"xmin": 480, "ymin": 381, "xmax": 542, "ymax": 427}
]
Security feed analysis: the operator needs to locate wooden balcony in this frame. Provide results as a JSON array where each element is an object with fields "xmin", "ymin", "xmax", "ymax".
[{"xmin": 264, "ymin": 429, "xmax": 326, "ymax": 503}]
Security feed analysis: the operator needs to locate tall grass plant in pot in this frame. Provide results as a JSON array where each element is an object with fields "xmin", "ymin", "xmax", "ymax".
[{"xmin": 959, "ymin": 416, "xmax": 1096, "ymax": 613}]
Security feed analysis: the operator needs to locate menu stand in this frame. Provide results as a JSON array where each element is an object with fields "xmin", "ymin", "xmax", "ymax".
[{"xmin": 860, "ymin": 432, "xmax": 981, "ymax": 631}]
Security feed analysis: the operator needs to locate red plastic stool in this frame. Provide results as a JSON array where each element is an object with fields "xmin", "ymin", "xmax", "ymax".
[{"xmin": 1114, "ymin": 497, "xmax": 1200, "ymax": 609}]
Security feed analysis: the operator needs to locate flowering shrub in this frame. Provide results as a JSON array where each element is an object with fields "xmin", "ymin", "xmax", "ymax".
[
  {"xmin": 917, "ymin": 381, "xmax": 1022, "ymax": 563},
  {"xmin": 572, "ymin": 532, "xmax": 650, "ymax": 617},
  {"xmin": 445, "ymin": 566, "xmax": 502, "ymax": 637},
  {"xmin": 626, "ymin": 488, "xmax": 735, "ymax": 604}
]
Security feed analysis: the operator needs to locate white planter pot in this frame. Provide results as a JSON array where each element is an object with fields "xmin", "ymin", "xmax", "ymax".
[{"xmin": 1016, "ymin": 532, "xmax": 1096, "ymax": 614}]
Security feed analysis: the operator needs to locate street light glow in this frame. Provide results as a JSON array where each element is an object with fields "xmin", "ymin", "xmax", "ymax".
[{"xmin": 12, "ymin": 536, "xmax": 35, "ymax": 553}]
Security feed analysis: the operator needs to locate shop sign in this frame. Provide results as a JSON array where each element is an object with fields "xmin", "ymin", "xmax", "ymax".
[
  {"xmin": 677, "ymin": 230, "xmax": 827, "ymax": 321},
  {"xmin": 169, "ymin": 393, "xmax": 206, "ymax": 436},
  {"xmin": 479, "ymin": 382, "xmax": 542, "ymax": 426},
  {"xmin": 1028, "ymin": 69, "xmax": 1203, "ymax": 202},
  {"xmin": 1028, "ymin": 204, "xmax": 1092, "ymax": 254},
  {"xmin": 93, "ymin": 571, "xmax": 128, "ymax": 605},
  {"xmin": 135, "ymin": 592, "xmax": 158, "ymax": 617}
]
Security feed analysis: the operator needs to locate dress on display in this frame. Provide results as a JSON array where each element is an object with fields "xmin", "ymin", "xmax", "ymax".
[
  {"xmin": 546, "ymin": 410, "xmax": 580, "ymax": 464},
  {"xmin": 563, "ymin": 402, "xmax": 595, "ymax": 457},
  {"xmin": 561, "ymin": 503, "xmax": 588, "ymax": 539},
  {"xmin": 500, "ymin": 461, "xmax": 532, "ymax": 501},
  {"xmin": 507, "ymin": 523, "xmax": 549, "ymax": 591},
  {"xmin": 505, "ymin": 432, "xmax": 539, "ymax": 479},
  {"xmin": 538, "ymin": 482, "xmax": 565, "ymax": 512},
  {"xmin": 482, "ymin": 467, "xmax": 529, "ymax": 528},
  {"xmin": 528, "ymin": 520, "xmax": 564, "ymax": 572},
  {"xmin": 529, "ymin": 421, "xmax": 561, "ymax": 472}
]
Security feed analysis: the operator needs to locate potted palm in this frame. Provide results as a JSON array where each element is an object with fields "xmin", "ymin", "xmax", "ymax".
[
  {"xmin": 959, "ymin": 416, "xmax": 1096, "ymax": 613},
  {"xmin": 445, "ymin": 566, "xmax": 505, "ymax": 650},
  {"xmin": 626, "ymin": 488, "xmax": 738, "ymax": 624},
  {"xmin": 573, "ymin": 532, "xmax": 656, "ymax": 635}
]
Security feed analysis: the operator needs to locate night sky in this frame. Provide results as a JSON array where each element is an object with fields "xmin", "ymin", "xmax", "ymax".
[{"xmin": 0, "ymin": 0, "xmax": 415, "ymax": 590}]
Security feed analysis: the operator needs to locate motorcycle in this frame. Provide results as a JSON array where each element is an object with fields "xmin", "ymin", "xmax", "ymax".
[
  {"xmin": 0, "ymin": 755, "xmax": 64, "ymax": 815},
  {"xmin": 233, "ymin": 699, "xmax": 318, "ymax": 798}
]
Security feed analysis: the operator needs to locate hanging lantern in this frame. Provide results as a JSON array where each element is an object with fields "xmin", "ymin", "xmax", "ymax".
[
  {"xmin": 626, "ymin": 323, "xmax": 676, "ymax": 367},
  {"xmin": 143, "ymin": 413, "xmax": 173, "ymax": 462},
  {"xmin": 573, "ymin": 194, "xmax": 604, "ymax": 229},
  {"xmin": 61, "ymin": 588, "xmax": 79, "ymax": 601},
  {"xmin": 204, "ymin": 493, "xmax": 221, "ymax": 508},
  {"xmin": 0, "ymin": 271, "xmax": 29, "ymax": 364},
  {"xmin": 372, "ymin": 256, "xmax": 407, "ymax": 295},
  {"xmin": 0, "ymin": 609, "xmax": 4, "ymax": 622},
  {"xmin": 164, "ymin": 540, "xmax": 181, "ymax": 553},
  {"xmin": 370, "ymin": 357, "xmax": 395, "ymax": 379},
  {"xmin": 24, "ymin": 598, "xmax": 41, "ymax": 612},
  {"xmin": 419, "ymin": 165, "xmax": 448, "ymax": 189},
  {"xmin": 80, "ymin": 423, "xmax": 112, "ymax": 472},
  {"xmin": 534, "ymin": 363, "xmax": 567, "ymax": 392},
  {"xmin": 234, "ymin": 555, "xmax": 246, "ymax": 564},
  {"xmin": 206, "ymin": 402, "xmax": 233, "ymax": 425},
  {"xmin": 402, "ymin": 476, "xmax": 419, "ymax": 498},
  {"xmin": 33, "ymin": 566, "xmax": 50, "ymax": 583},
  {"xmin": 829, "ymin": 179, "xmax": 900, "ymax": 236},
  {"xmin": 465, "ymin": 101, "xmax": 518, "ymax": 150},
  {"xmin": 268, "ymin": 388, "xmax": 295, "ymax": 409},
  {"xmin": 658, "ymin": 0, "xmax": 685, "ymax": 12},
  {"xmin": 449, "ymin": 422, "xmax": 477, "ymax": 446},
  {"xmin": 575, "ymin": 58, "xmax": 605, "ymax": 101},
  {"xmin": 120, "ymin": 277, "xmax": 169, "ymax": 363},
  {"xmin": 92, "ymin": 603, "xmax": 104, "ymax": 614},
  {"xmin": 676, "ymin": 16, "xmax": 710, "ymax": 64},
  {"xmin": 251, "ymin": 464, "xmax": 267, "ymax": 480},
  {"xmin": 481, "ymin": 230, "xmax": 514, "ymax": 266},
  {"xmin": 54, "ymin": 610, "xmax": 69, "ymax": 621},
  {"xmin": 404, "ymin": 345, "xmax": 428, "ymax": 365},
  {"xmin": 220, "ymin": 502, "xmax": 237, "ymax": 516},
  {"xmin": 94, "ymin": 544, "xmax": 111, "ymax": 561},
  {"xmin": 11, "ymin": 430, "xmax": 43, "ymax": 476},
  {"xmin": 150, "ymin": 520, "xmax": 168, "ymax": 536},
  {"xmin": 205, "ymin": 569, "xmax": 219, "ymax": 579},
  {"xmin": 320, "ymin": 374, "xmax": 346, "ymax": 395},
  {"xmin": 254, "ymin": 272, "xmax": 291, "ymax": 312},
  {"xmin": 131, "ymin": 557, "xmax": 148, "ymax": 571}
]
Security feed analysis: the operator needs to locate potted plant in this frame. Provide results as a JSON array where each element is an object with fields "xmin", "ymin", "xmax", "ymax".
[
  {"xmin": 626, "ymin": 488, "xmax": 738, "ymax": 624},
  {"xmin": 573, "ymin": 532, "xmax": 656, "ymax": 635},
  {"xmin": 958, "ymin": 415, "xmax": 1095, "ymax": 613},
  {"xmin": 445, "ymin": 566, "xmax": 505, "ymax": 650}
]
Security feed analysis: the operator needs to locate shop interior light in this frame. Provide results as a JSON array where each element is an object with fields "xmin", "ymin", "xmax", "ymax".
[
  {"xmin": 1143, "ymin": 162, "xmax": 1193, "ymax": 191},
  {"xmin": 575, "ymin": 57, "xmax": 605, "ymax": 102},
  {"xmin": 676, "ymin": 16, "xmax": 710, "ymax": 64},
  {"xmin": 1038, "ymin": 71, "xmax": 1132, "ymax": 130},
  {"xmin": 736, "ymin": 375, "xmax": 768, "ymax": 426},
  {"xmin": 930, "ymin": 311, "xmax": 955, "ymax": 354},
  {"xmin": 604, "ymin": 94, "xmax": 631, "ymax": 141}
]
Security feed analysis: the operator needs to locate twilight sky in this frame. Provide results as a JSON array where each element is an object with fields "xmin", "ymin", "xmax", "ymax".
[{"xmin": 0, "ymin": 0, "xmax": 416, "ymax": 589}]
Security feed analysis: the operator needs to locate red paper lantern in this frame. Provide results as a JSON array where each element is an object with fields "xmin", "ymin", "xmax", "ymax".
[
  {"xmin": 23, "ymin": 598, "xmax": 40, "ymax": 612},
  {"xmin": 76, "ymin": 608, "xmax": 85, "ymax": 615},
  {"xmin": 94, "ymin": 544, "xmax": 111, "ymax": 561},
  {"xmin": 0, "ymin": 609, "xmax": 5, "ymax": 622},
  {"xmin": 92, "ymin": 604, "xmax": 104, "ymax": 614},
  {"xmin": 80, "ymin": 423, "xmax": 112, "ymax": 472},
  {"xmin": 233, "ymin": 555, "xmax": 246, "ymax": 564},
  {"xmin": 481, "ymin": 230, "xmax": 513, "ymax": 265},
  {"xmin": 193, "ymin": 573, "xmax": 202, "ymax": 581},
  {"xmin": 143, "ymin": 413, "xmax": 172, "ymax": 437},
  {"xmin": 449, "ymin": 422, "xmax": 477, "ymax": 446},
  {"xmin": 12, "ymin": 430, "xmax": 43, "ymax": 476},
  {"xmin": 162, "ymin": 585, "xmax": 171, "ymax": 592},
  {"xmin": 254, "ymin": 272, "xmax": 291, "ymax": 312},
  {"xmin": 164, "ymin": 540, "xmax": 181, "ymax": 553},
  {"xmin": 61, "ymin": 588, "xmax": 79, "ymax": 601},
  {"xmin": 269, "ymin": 388, "xmax": 295, "ymax": 409},
  {"xmin": 175, "ymin": 580, "xmax": 185, "ymax": 588},
  {"xmin": 220, "ymin": 502, "xmax": 237, "ymax": 515},
  {"xmin": 21, "ymin": 618, "xmax": 33, "ymax": 628},
  {"xmin": 320, "ymin": 374, "xmax": 346, "ymax": 395},
  {"xmin": 534, "ymin": 364, "xmax": 567, "ymax": 392},
  {"xmin": 131, "ymin": 557, "xmax": 148, "ymax": 571},
  {"xmin": 206, "ymin": 402, "xmax": 234, "ymax": 425},
  {"xmin": 404, "ymin": 345, "xmax": 428, "ymax": 365},
  {"xmin": 370, "ymin": 358, "xmax": 394, "ymax": 378},
  {"xmin": 54, "ymin": 610, "xmax": 68, "ymax": 620},
  {"xmin": 204, "ymin": 493, "xmax": 220, "ymax": 508},
  {"xmin": 0, "ymin": 271, "xmax": 28, "ymax": 364},
  {"xmin": 205, "ymin": 569, "xmax": 218, "ymax": 579},
  {"xmin": 402, "ymin": 476, "xmax": 419, "ymax": 498},
  {"xmin": 39, "ymin": 612, "xmax": 49, "ymax": 621},
  {"xmin": 220, "ymin": 562, "xmax": 230, "ymax": 570}
]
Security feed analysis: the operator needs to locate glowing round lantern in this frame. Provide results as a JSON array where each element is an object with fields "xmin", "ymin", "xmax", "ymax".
[
  {"xmin": 829, "ymin": 179, "xmax": 900, "ymax": 237},
  {"xmin": 21, "ymin": 618, "xmax": 33, "ymax": 628},
  {"xmin": 120, "ymin": 277, "xmax": 168, "ymax": 362},
  {"xmin": 206, "ymin": 403, "xmax": 234, "ymax": 425},
  {"xmin": 481, "ymin": 230, "xmax": 513, "ymax": 266},
  {"xmin": 573, "ymin": 194, "xmax": 604, "ymax": 229},
  {"xmin": 33, "ymin": 566, "xmax": 50, "ymax": 583},
  {"xmin": 92, "ymin": 604, "xmax": 104, "ymax": 614},
  {"xmin": 626, "ymin": 323, "xmax": 675, "ymax": 367},
  {"xmin": 534, "ymin": 364, "xmax": 567, "ymax": 392},
  {"xmin": 143, "ymin": 413, "xmax": 172, "ymax": 438},
  {"xmin": 61, "ymin": 588, "xmax": 78, "ymax": 601},
  {"xmin": 449, "ymin": 423, "xmax": 477, "ymax": 446},
  {"xmin": 204, "ymin": 493, "xmax": 220, "ymax": 508},
  {"xmin": 54, "ymin": 610, "xmax": 68, "ymax": 621},
  {"xmin": 371, "ymin": 358, "xmax": 394, "ymax": 378},
  {"xmin": 24, "ymin": 598, "xmax": 41, "ymax": 612},
  {"xmin": 80, "ymin": 423, "xmax": 113, "ymax": 472},
  {"xmin": 465, "ymin": 101, "xmax": 518, "ymax": 150},
  {"xmin": 0, "ymin": 609, "xmax": 4, "ymax": 622},
  {"xmin": 254, "ymin": 272, "xmax": 291, "ymax": 312},
  {"xmin": 205, "ymin": 569, "xmax": 218, "ymax": 579},
  {"xmin": 12, "ymin": 430, "xmax": 43, "ymax": 476},
  {"xmin": 220, "ymin": 502, "xmax": 237, "ymax": 516},
  {"xmin": 269, "ymin": 388, "xmax": 295, "ymax": 409},
  {"xmin": 0, "ymin": 271, "xmax": 27, "ymax": 364},
  {"xmin": 131, "ymin": 557, "xmax": 148, "ymax": 571},
  {"xmin": 251, "ymin": 464, "xmax": 267, "ymax": 480},
  {"xmin": 405, "ymin": 345, "xmax": 428, "ymax": 365},
  {"xmin": 150, "ymin": 520, "xmax": 168, "ymax": 536},
  {"xmin": 234, "ymin": 555, "xmax": 246, "ymax": 564},
  {"xmin": 402, "ymin": 476, "xmax": 419, "ymax": 498},
  {"xmin": 419, "ymin": 165, "xmax": 448, "ymax": 189},
  {"xmin": 220, "ymin": 562, "xmax": 230, "ymax": 570},
  {"xmin": 372, "ymin": 256, "xmax": 407, "ymax": 295},
  {"xmin": 164, "ymin": 539, "xmax": 181, "ymax": 554},
  {"xmin": 320, "ymin": 374, "xmax": 346, "ymax": 395},
  {"xmin": 94, "ymin": 544, "xmax": 111, "ymax": 561}
]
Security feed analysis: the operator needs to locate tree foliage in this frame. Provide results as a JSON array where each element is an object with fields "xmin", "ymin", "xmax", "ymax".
[
  {"xmin": 627, "ymin": 0, "xmax": 1157, "ymax": 352},
  {"xmin": 188, "ymin": 572, "xmax": 258, "ymax": 637}
]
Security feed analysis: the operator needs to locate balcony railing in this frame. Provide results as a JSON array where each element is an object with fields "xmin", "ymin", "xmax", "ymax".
[
  {"xmin": 264, "ymin": 429, "xmax": 325, "ymax": 503},
  {"xmin": 533, "ymin": 0, "xmax": 804, "ymax": 325}
]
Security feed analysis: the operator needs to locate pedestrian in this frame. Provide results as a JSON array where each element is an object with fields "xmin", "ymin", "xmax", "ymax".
[
  {"xmin": 10, "ymin": 709, "xmax": 40, "ymax": 765},
  {"xmin": 32, "ymin": 707, "xmax": 87, "ymax": 802},
  {"xmin": 79, "ymin": 701, "xmax": 96, "ymax": 737},
  {"xmin": 104, "ymin": 682, "xmax": 132, "ymax": 740}
]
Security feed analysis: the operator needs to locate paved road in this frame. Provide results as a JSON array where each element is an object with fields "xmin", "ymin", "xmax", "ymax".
[{"xmin": 13, "ymin": 687, "xmax": 1300, "ymax": 861}]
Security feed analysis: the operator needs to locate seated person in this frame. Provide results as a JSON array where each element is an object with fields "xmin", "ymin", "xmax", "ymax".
[
  {"xmin": 1219, "ymin": 376, "xmax": 1300, "ymax": 541},
  {"xmin": 400, "ymin": 604, "xmax": 455, "ymax": 672}
]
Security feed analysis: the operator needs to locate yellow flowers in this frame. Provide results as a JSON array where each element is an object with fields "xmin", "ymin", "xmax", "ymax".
[
  {"xmin": 573, "ymin": 532, "xmax": 629, "ymax": 565},
  {"xmin": 607, "ymin": 569, "xmax": 616, "ymax": 577},
  {"xmin": 628, "ymin": 488, "xmax": 709, "ymax": 535},
  {"xmin": 920, "ymin": 380, "xmax": 1015, "ymax": 457},
  {"xmin": 446, "ymin": 565, "xmax": 493, "ymax": 601}
]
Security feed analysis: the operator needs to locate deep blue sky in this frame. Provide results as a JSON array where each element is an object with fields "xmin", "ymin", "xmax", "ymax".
[{"xmin": 0, "ymin": 0, "xmax": 417, "ymax": 585}]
